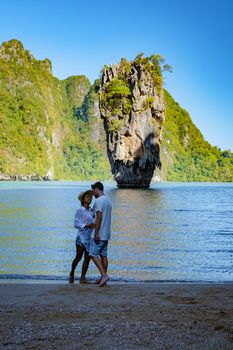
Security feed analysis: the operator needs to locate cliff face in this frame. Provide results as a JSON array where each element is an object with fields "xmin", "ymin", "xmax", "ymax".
[{"xmin": 99, "ymin": 57, "xmax": 165, "ymax": 187}]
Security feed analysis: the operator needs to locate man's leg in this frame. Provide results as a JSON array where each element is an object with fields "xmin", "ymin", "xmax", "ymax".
[
  {"xmin": 95, "ymin": 255, "xmax": 108, "ymax": 284},
  {"xmin": 100, "ymin": 255, "xmax": 108, "ymax": 273},
  {"xmin": 95, "ymin": 255, "xmax": 108, "ymax": 286},
  {"xmin": 91, "ymin": 256, "xmax": 107, "ymax": 276},
  {"xmin": 90, "ymin": 256, "xmax": 109, "ymax": 286},
  {"xmin": 89, "ymin": 239, "xmax": 110, "ymax": 286},
  {"xmin": 69, "ymin": 245, "xmax": 84, "ymax": 283}
]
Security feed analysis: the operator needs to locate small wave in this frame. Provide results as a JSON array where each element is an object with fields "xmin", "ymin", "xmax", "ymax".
[{"xmin": 0, "ymin": 274, "xmax": 232, "ymax": 284}]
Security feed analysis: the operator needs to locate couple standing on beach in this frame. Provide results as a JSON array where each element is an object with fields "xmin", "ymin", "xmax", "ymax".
[{"xmin": 69, "ymin": 182, "xmax": 112, "ymax": 287}]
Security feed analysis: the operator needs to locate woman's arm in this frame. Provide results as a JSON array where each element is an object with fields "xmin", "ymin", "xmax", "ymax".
[
  {"xmin": 74, "ymin": 210, "xmax": 86, "ymax": 230},
  {"xmin": 85, "ymin": 223, "xmax": 95, "ymax": 229},
  {"xmin": 74, "ymin": 209, "xmax": 95, "ymax": 230}
]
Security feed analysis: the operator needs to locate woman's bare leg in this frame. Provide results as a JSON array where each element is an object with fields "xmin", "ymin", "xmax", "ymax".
[
  {"xmin": 69, "ymin": 245, "xmax": 84, "ymax": 283},
  {"xmin": 80, "ymin": 255, "xmax": 91, "ymax": 282}
]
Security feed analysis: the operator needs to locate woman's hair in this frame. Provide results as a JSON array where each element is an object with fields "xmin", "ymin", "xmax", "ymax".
[{"xmin": 81, "ymin": 193, "xmax": 90, "ymax": 206}]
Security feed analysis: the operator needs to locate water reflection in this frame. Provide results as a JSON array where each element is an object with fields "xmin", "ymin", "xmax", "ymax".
[{"xmin": 109, "ymin": 188, "xmax": 167, "ymax": 272}]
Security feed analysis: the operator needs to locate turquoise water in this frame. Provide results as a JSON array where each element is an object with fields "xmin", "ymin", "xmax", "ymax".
[{"xmin": 0, "ymin": 181, "xmax": 233, "ymax": 283}]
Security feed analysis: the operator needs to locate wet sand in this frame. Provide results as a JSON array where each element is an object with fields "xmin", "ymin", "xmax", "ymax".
[{"xmin": 0, "ymin": 283, "xmax": 233, "ymax": 349}]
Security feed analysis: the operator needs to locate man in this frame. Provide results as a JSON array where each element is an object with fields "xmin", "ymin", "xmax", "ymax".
[{"xmin": 89, "ymin": 181, "xmax": 112, "ymax": 287}]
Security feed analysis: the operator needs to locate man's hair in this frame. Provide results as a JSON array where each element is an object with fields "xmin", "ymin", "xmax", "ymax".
[{"xmin": 91, "ymin": 181, "xmax": 104, "ymax": 191}]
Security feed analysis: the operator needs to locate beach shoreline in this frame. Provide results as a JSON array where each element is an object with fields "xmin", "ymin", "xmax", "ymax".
[{"xmin": 1, "ymin": 283, "xmax": 233, "ymax": 349}]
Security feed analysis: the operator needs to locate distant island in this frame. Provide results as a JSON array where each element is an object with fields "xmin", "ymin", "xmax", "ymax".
[{"xmin": 0, "ymin": 39, "xmax": 232, "ymax": 182}]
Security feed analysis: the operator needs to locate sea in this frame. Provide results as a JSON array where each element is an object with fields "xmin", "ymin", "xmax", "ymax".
[{"xmin": 0, "ymin": 181, "xmax": 233, "ymax": 284}]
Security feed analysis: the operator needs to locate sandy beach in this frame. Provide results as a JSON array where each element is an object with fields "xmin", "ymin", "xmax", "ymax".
[{"xmin": 0, "ymin": 282, "xmax": 233, "ymax": 349}]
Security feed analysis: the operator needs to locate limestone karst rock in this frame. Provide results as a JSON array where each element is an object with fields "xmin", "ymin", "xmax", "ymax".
[{"xmin": 99, "ymin": 56, "xmax": 165, "ymax": 187}]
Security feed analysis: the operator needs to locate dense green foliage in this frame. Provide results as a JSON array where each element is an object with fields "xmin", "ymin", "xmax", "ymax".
[
  {"xmin": 160, "ymin": 90, "xmax": 233, "ymax": 181},
  {"xmin": 0, "ymin": 40, "xmax": 54, "ymax": 176},
  {"xmin": 62, "ymin": 81, "xmax": 110, "ymax": 179},
  {"xmin": 0, "ymin": 39, "xmax": 110, "ymax": 180}
]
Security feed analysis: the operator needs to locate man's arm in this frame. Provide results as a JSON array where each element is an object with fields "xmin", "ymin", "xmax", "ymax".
[{"xmin": 94, "ymin": 211, "xmax": 102, "ymax": 243}]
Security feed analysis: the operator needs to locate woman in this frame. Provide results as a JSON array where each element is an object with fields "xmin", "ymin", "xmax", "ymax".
[{"xmin": 69, "ymin": 190, "xmax": 95, "ymax": 283}]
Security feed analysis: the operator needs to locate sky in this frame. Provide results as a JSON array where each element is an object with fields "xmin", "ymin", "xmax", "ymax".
[{"xmin": 1, "ymin": 0, "xmax": 233, "ymax": 151}]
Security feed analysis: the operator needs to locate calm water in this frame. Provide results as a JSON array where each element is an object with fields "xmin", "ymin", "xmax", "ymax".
[{"xmin": 0, "ymin": 181, "xmax": 233, "ymax": 283}]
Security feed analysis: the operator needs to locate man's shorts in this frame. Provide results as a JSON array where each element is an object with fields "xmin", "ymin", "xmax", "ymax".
[{"xmin": 89, "ymin": 238, "xmax": 108, "ymax": 257}]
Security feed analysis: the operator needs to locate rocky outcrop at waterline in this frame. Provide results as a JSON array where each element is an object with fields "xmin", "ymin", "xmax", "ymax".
[
  {"xmin": 0, "ymin": 174, "xmax": 52, "ymax": 181},
  {"xmin": 99, "ymin": 55, "xmax": 166, "ymax": 188}
]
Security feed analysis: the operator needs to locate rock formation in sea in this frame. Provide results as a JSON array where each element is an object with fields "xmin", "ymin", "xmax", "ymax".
[{"xmin": 99, "ymin": 55, "xmax": 165, "ymax": 188}]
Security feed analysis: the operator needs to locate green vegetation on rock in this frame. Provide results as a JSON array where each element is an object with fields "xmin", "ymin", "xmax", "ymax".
[
  {"xmin": 160, "ymin": 90, "xmax": 233, "ymax": 181},
  {"xmin": 135, "ymin": 53, "xmax": 172, "ymax": 93},
  {"xmin": 142, "ymin": 96, "xmax": 155, "ymax": 110},
  {"xmin": 0, "ymin": 39, "xmax": 110, "ymax": 180},
  {"xmin": 100, "ymin": 78, "xmax": 132, "ymax": 118}
]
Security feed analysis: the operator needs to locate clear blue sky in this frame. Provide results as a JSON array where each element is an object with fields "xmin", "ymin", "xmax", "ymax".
[{"xmin": 1, "ymin": 0, "xmax": 232, "ymax": 150}]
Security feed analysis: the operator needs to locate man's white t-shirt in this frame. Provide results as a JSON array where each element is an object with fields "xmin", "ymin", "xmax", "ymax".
[{"xmin": 91, "ymin": 195, "xmax": 112, "ymax": 240}]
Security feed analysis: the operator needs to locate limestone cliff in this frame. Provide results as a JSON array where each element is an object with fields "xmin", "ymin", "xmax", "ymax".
[{"xmin": 99, "ymin": 55, "xmax": 165, "ymax": 187}]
